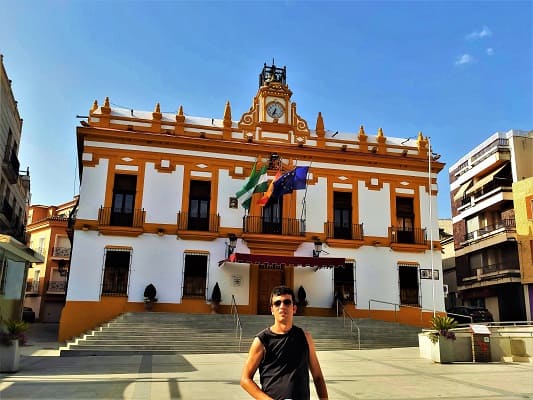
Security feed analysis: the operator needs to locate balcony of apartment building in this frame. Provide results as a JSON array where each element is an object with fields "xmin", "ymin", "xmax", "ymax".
[
  {"xmin": 450, "ymin": 137, "xmax": 510, "ymax": 180},
  {"xmin": 25, "ymin": 279, "xmax": 40, "ymax": 296},
  {"xmin": 456, "ymin": 219, "xmax": 516, "ymax": 257},
  {"xmin": 458, "ymin": 258, "xmax": 521, "ymax": 292},
  {"xmin": 2, "ymin": 147, "xmax": 20, "ymax": 184},
  {"xmin": 50, "ymin": 246, "xmax": 71, "ymax": 259},
  {"xmin": 454, "ymin": 164, "xmax": 513, "ymax": 217},
  {"xmin": 46, "ymin": 279, "xmax": 67, "ymax": 294},
  {"xmin": 96, "ymin": 206, "xmax": 146, "ymax": 236}
]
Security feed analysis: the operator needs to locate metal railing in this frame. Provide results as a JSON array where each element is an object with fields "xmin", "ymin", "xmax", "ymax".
[
  {"xmin": 464, "ymin": 219, "xmax": 516, "ymax": 242},
  {"xmin": 368, "ymin": 299, "xmax": 439, "ymax": 323},
  {"xmin": 52, "ymin": 246, "xmax": 71, "ymax": 257},
  {"xmin": 335, "ymin": 300, "xmax": 360, "ymax": 350},
  {"xmin": 389, "ymin": 226, "xmax": 426, "ymax": 245},
  {"xmin": 177, "ymin": 211, "xmax": 220, "ymax": 232},
  {"xmin": 325, "ymin": 222, "xmax": 364, "ymax": 240},
  {"xmin": 243, "ymin": 216, "xmax": 305, "ymax": 236},
  {"xmin": 98, "ymin": 207, "xmax": 145, "ymax": 228},
  {"xmin": 230, "ymin": 295, "xmax": 243, "ymax": 351},
  {"xmin": 47, "ymin": 280, "xmax": 67, "ymax": 293},
  {"xmin": 25, "ymin": 279, "xmax": 40, "ymax": 294}
]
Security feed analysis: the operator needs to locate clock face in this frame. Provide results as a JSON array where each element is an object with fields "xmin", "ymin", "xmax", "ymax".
[{"xmin": 267, "ymin": 101, "xmax": 285, "ymax": 118}]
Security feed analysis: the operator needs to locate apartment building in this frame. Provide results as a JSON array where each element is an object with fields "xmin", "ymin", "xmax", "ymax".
[
  {"xmin": 513, "ymin": 177, "xmax": 533, "ymax": 320},
  {"xmin": 0, "ymin": 54, "xmax": 43, "ymax": 322},
  {"xmin": 439, "ymin": 219, "xmax": 457, "ymax": 310},
  {"xmin": 449, "ymin": 129, "xmax": 532, "ymax": 321},
  {"xmin": 25, "ymin": 197, "xmax": 77, "ymax": 322},
  {"xmin": 59, "ymin": 63, "xmax": 445, "ymax": 341}
]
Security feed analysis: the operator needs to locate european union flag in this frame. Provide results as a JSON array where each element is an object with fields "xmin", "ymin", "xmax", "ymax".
[{"xmin": 272, "ymin": 166, "xmax": 309, "ymax": 198}]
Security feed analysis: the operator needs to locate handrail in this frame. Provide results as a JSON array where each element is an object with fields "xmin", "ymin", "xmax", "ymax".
[
  {"xmin": 336, "ymin": 300, "xmax": 360, "ymax": 350},
  {"xmin": 230, "ymin": 295, "xmax": 243, "ymax": 351},
  {"xmin": 368, "ymin": 298, "xmax": 445, "ymax": 323}
]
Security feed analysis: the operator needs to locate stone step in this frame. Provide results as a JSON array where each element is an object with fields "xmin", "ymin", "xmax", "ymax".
[{"xmin": 60, "ymin": 312, "xmax": 421, "ymax": 357}]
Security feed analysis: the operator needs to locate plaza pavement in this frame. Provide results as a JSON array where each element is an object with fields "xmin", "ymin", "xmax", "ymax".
[{"xmin": 0, "ymin": 323, "xmax": 531, "ymax": 399}]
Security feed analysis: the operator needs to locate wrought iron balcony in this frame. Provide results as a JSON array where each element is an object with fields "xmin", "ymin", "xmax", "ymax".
[
  {"xmin": 98, "ymin": 207, "xmax": 145, "ymax": 228},
  {"xmin": 52, "ymin": 246, "xmax": 71, "ymax": 258},
  {"xmin": 2, "ymin": 148, "xmax": 20, "ymax": 184},
  {"xmin": 389, "ymin": 226, "xmax": 427, "ymax": 245},
  {"xmin": 47, "ymin": 280, "xmax": 66, "ymax": 293},
  {"xmin": 325, "ymin": 221, "xmax": 364, "ymax": 240},
  {"xmin": 177, "ymin": 211, "xmax": 220, "ymax": 232},
  {"xmin": 1, "ymin": 199, "xmax": 13, "ymax": 221},
  {"xmin": 243, "ymin": 216, "xmax": 305, "ymax": 236},
  {"xmin": 463, "ymin": 219, "xmax": 516, "ymax": 242}
]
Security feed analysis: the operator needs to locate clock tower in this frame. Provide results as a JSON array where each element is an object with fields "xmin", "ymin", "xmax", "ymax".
[{"xmin": 238, "ymin": 63, "xmax": 310, "ymax": 143}]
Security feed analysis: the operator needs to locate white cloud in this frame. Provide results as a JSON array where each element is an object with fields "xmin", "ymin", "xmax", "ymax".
[
  {"xmin": 486, "ymin": 47, "xmax": 495, "ymax": 56},
  {"xmin": 454, "ymin": 54, "xmax": 475, "ymax": 66},
  {"xmin": 466, "ymin": 26, "xmax": 492, "ymax": 40}
]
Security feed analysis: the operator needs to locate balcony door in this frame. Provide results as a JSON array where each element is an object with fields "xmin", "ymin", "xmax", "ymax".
[
  {"xmin": 262, "ymin": 197, "xmax": 283, "ymax": 234},
  {"xmin": 396, "ymin": 197, "xmax": 414, "ymax": 243},
  {"xmin": 188, "ymin": 180, "xmax": 210, "ymax": 231},
  {"xmin": 111, "ymin": 174, "xmax": 137, "ymax": 227},
  {"xmin": 334, "ymin": 192, "xmax": 352, "ymax": 239}
]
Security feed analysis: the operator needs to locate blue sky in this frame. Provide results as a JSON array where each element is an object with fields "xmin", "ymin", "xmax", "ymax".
[{"xmin": 1, "ymin": 1, "xmax": 531, "ymax": 219}]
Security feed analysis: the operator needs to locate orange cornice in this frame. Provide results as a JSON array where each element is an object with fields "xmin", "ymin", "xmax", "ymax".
[{"xmin": 78, "ymin": 126, "xmax": 444, "ymax": 176}]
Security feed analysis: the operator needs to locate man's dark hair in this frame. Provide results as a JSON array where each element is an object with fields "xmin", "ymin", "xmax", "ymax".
[{"xmin": 270, "ymin": 286, "xmax": 295, "ymax": 304}]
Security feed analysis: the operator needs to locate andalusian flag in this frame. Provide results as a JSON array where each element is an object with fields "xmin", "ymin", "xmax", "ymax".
[{"xmin": 236, "ymin": 163, "xmax": 268, "ymax": 210}]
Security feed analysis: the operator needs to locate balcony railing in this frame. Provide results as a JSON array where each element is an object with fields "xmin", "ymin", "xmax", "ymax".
[
  {"xmin": 325, "ymin": 222, "xmax": 364, "ymax": 240},
  {"xmin": 243, "ymin": 216, "xmax": 305, "ymax": 236},
  {"xmin": 98, "ymin": 207, "xmax": 145, "ymax": 228},
  {"xmin": 177, "ymin": 212, "xmax": 220, "ymax": 232},
  {"xmin": 464, "ymin": 219, "xmax": 516, "ymax": 242},
  {"xmin": 462, "ymin": 261, "xmax": 521, "ymax": 284},
  {"xmin": 47, "ymin": 280, "xmax": 66, "ymax": 293},
  {"xmin": 1, "ymin": 199, "xmax": 13, "ymax": 221},
  {"xmin": 389, "ymin": 226, "xmax": 426, "ymax": 245},
  {"xmin": 52, "ymin": 246, "xmax": 71, "ymax": 258},
  {"xmin": 470, "ymin": 138, "xmax": 509, "ymax": 165},
  {"xmin": 2, "ymin": 148, "xmax": 20, "ymax": 184},
  {"xmin": 25, "ymin": 279, "xmax": 40, "ymax": 294}
]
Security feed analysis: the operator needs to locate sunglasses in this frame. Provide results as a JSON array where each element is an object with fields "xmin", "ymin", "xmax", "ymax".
[{"xmin": 272, "ymin": 299, "xmax": 293, "ymax": 307}]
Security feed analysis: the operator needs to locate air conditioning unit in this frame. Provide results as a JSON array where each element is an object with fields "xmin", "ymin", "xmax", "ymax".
[{"xmin": 443, "ymin": 284, "xmax": 449, "ymax": 297}]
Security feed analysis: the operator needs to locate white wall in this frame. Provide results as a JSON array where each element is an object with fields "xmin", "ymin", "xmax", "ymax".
[
  {"xmin": 358, "ymin": 180, "xmax": 390, "ymax": 237},
  {"xmin": 142, "ymin": 163, "xmax": 182, "ymax": 224},
  {"xmin": 77, "ymin": 158, "xmax": 108, "ymax": 220}
]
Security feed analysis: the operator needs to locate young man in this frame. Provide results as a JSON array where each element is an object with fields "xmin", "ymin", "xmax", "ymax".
[{"xmin": 240, "ymin": 286, "xmax": 329, "ymax": 400}]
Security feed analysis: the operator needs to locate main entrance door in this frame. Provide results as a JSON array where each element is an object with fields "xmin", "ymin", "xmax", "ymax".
[{"xmin": 258, "ymin": 265, "xmax": 284, "ymax": 314}]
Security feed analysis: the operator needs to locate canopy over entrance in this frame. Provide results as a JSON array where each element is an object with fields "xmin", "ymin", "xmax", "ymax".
[{"xmin": 220, "ymin": 252, "xmax": 345, "ymax": 269}]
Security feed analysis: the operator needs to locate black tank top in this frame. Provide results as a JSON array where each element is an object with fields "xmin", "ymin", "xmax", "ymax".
[{"xmin": 256, "ymin": 326, "xmax": 310, "ymax": 400}]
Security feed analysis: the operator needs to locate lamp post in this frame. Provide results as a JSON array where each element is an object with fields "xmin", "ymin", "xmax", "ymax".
[
  {"xmin": 428, "ymin": 136, "xmax": 436, "ymax": 318},
  {"xmin": 402, "ymin": 135, "xmax": 437, "ymax": 318}
]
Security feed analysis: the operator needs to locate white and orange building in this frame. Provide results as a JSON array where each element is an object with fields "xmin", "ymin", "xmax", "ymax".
[
  {"xmin": 59, "ymin": 64, "xmax": 445, "ymax": 341},
  {"xmin": 25, "ymin": 197, "xmax": 77, "ymax": 322}
]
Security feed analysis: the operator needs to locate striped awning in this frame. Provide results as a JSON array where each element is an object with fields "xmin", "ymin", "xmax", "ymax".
[
  {"xmin": 453, "ymin": 180, "xmax": 472, "ymax": 201},
  {"xmin": 466, "ymin": 163, "xmax": 508, "ymax": 195}
]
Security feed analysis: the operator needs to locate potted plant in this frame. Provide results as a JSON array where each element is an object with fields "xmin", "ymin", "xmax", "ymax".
[
  {"xmin": 428, "ymin": 315, "xmax": 458, "ymax": 363},
  {"xmin": 0, "ymin": 319, "xmax": 28, "ymax": 372},
  {"xmin": 143, "ymin": 283, "xmax": 158, "ymax": 311},
  {"xmin": 297, "ymin": 286, "xmax": 308, "ymax": 315},
  {"xmin": 210, "ymin": 282, "xmax": 222, "ymax": 314}
]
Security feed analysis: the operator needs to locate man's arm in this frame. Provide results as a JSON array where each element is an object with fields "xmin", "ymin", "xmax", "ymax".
[
  {"xmin": 240, "ymin": 337, "xmax": 272, "ymax": 400},
  {"xmin": 305, "ymin": 331, "xmax": 329, "ymax": 400}
]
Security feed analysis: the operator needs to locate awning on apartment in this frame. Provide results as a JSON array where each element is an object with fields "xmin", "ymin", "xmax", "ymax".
[
  {"xmin": 453, "ymin": 180, "xmax": 473, "ymax": 201},
  {"xmin": 466, "ymin": 163, "xmax": 508, "ymax": 196},
  {"xmin": 0, "ymin": 234, "xmax": 45, "ymax": 263},
  {"xmin": 219, "ymin": 252, "xmax": 346, "ymax": 269}
]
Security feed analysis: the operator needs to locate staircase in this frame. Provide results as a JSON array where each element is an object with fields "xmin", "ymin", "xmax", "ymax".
[{"xmin": 60, "ymin": 312, "xmax": 421, "ymax": 357}]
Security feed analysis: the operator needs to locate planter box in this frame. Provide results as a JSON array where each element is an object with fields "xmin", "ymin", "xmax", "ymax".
[{"xmin": 0, "ymin": 340, "xmax": 20, "ymax": 372}]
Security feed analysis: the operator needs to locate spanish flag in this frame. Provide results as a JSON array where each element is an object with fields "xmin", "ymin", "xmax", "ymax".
[{"xmin": 258, "ymin": 170, "xmax": 282, "ymax": 206}]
